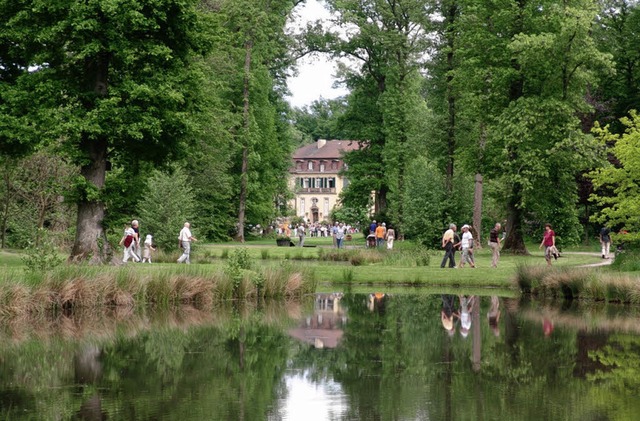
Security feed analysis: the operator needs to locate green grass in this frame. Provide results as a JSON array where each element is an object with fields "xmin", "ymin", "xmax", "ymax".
[{"xmin": 0, "ymin": 243, "xmax": 606, "ymax": 290}]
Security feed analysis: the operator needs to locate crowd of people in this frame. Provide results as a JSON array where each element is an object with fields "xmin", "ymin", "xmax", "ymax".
[
  {"xmin": 119, "ymin": 217, "xmax": 613, "ymax": 266},
  {"xmin": 440, "ymin": 222, "xmax": 562, "ymax": 268}
]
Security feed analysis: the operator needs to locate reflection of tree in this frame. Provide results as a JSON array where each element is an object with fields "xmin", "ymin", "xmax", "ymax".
[
  {"xmin": 0, "ymin": 305, "xmax": 296, "ymax": 420},
  {"xmin": 585, "ymin": 334, "xmax": 640, "ymax": 419}
]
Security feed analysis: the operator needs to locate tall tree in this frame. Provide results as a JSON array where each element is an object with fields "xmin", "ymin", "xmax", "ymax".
[
  {"xmin": 0, "ymin": 0, "xmax": 212, "ymax": 262},
  {"xmin": 315, "ymin": 0, "xmax": 430, "ymax": 231},
  {"xmin": 455, "ymin": 0, "xmax": 611, "ymax": 252},
  {"xmin": 218, "ymin": 0, "xmax": 298, "ymax": 242}
]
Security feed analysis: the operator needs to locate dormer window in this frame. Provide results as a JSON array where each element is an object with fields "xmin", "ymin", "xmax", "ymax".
[
  {"xmin": 320, "ymin": 163, "xmax": 325, "ymax": 172},
  {"xmin": 308, "ymin": 161, "xmax": 313, "ymax": 170}
]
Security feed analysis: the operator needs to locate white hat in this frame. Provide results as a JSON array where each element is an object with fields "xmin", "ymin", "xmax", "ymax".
[{"xmin": 462, "ymin": 224, "xmax": 470, "ymax": 229}]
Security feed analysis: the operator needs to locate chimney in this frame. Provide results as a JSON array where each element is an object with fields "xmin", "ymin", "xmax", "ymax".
[{"xmin": 317, "ymin": 139, "xmax": 327, "ymax": 149}]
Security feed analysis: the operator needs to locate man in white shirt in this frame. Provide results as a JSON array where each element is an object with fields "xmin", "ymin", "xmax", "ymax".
[{"xmin": 177, "ymin": 222, "xmax": 197, "ymax": 264}]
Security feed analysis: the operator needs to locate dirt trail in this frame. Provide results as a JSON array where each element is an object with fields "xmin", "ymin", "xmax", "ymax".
[{"xmin": 562, "ymin": 252, "xmax": 614, "ymax": 268}]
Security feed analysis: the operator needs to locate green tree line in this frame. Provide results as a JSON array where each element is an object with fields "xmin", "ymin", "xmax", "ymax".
[{"xmin": 1, "ymin": 0, "xmax": 638, "ymax": 259}]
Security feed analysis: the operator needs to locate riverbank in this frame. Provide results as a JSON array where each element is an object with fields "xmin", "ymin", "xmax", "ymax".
[
  {"xmin": 515, "ymin": 263, "xmax": 640, "ymax": 303},
  {"xmin": 0, "ymin": 264, "xmax": 315, "ymax": 318}
]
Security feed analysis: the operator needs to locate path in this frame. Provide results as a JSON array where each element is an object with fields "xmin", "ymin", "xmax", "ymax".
[{"xmin": 563, "ymin": 251, "xmax": 614, "ymax": 268}]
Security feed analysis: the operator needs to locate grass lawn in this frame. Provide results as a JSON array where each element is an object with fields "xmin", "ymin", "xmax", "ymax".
[{"xmin": 0, "ymin": 241, "xmax": 605, "ymax": 291}]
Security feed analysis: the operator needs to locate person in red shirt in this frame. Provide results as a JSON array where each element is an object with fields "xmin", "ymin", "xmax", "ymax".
[{"xmin": 538, "ymin": 223, "xmax": 556, "ymax": 266}]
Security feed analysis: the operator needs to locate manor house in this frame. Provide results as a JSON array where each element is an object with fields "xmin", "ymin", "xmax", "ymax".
[{"xmin": 289, "ymin": 139, "xmax": 359, "ymax": 223}]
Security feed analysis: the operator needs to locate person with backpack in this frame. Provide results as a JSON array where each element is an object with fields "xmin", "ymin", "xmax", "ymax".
[
  {"xmin": 599, "ymin": 226, "xmax": 611, "ymax": 259},
  {"xmin": 119, "ymin": 223, "xmax": 140, "ymax": 263}
]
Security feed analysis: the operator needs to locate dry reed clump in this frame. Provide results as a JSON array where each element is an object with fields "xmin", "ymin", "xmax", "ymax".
[
  {"xmin": 516, "ymin": 264, "xmax": 640, "ymax": 303},
  {"xmin": 0, "ymin": 263, "xmax": 314, "ymax": 318},
  {"xmin": 0, "ymin": 283, "xmax": 32, "ymax": 318}
]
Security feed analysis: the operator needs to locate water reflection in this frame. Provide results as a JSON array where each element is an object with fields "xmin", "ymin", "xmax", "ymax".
[{"xmin": 2, "ymin": 294, "xmax": 640, "ymax": 420}]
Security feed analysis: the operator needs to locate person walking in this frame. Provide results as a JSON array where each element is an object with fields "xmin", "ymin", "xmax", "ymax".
[
  {"xmin": 298, "ymin": 223, "xmax": 306, "ymax": 247},
  {"xmin": 385, "ymin": 225, "xmax": 396, "ymax": 250},
  {"xmin": 489, "ymin": 223, "xmax": 502, "ymax": 268},
  {"xmin": 459, "ymin": 224, "xmax": 476, "ymax": 268},
  {"xmin": 177, "ymin": 222, "xmax": 197, "ymax": 264},
  {"xmin": 539, "ymin": 223, "xmax": 556, "ymax": 266},
  {"xmin": 335, "ymin": 222, "xmax": 346, "ymax": 249},
  {"xmin": 120, "ymin": 223, "xmax": 140, "ymax": 263},
  {"xmin": 375, "ymin": 222, "xmax": 386, "ymax": 248},
  {"xmin": 131, "ymin": 219, "xmax": 141, "ymax": 262},
  {"xmin": 599, "ymin": 226, "xmax": 611, "ymax": 259},
  {"xmin": 440, "ymin": 224, "xmax": 457, "ymax": 268}
]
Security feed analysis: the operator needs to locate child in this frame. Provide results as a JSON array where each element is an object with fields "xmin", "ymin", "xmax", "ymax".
[{"xmin": 142, "ymin": 234, "xmax": 156, "ymax": 263}]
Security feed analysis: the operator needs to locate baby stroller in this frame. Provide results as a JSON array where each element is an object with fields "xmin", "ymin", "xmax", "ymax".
[{"xmin": 366, "ymin": 234, "xmax": 377, "ymax": 248}]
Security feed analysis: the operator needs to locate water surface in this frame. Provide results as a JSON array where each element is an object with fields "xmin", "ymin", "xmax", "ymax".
[{"xmin": 1, "ymin": 293, "xmax": 639, "ymax": 420}]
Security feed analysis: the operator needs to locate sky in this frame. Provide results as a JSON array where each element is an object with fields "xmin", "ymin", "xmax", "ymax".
[{"xmin": 285, "ymin": 0, "xmax": 349, "ymax": 109}]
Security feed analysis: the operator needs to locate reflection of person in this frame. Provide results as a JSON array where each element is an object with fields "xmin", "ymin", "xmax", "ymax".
[
  {"xmin": 458, "ymin": 295, "xmax": 475, "ymax": 338},
  {"xmin": 385, "ymin": 226, "xmax": 395, "ymax": 250},
  {"xmin": 487, "ymin": 296, "xmax": 501, "ymax": 337},
  {"xmin": 441, "ymin": 295, "xmax": 458, "ymax": 336},
  {"xmin": 440, "ymin": 224, "xmax": 457, "ymax": 268},
  {"xmin": 177, "ymin": 222, "xmax": 197, "ymax": 264},
  {"xmin": 489, "ymin": 222, "xmax": 501, "ymax": 268},
  {"xmin": 543, "ymin": 317, "xmax": 554, "ymax": 337},
  {"xmin": 539, "ymin": 223, "xmax": 556, "ymax": 266},
  {"xmin": 599, "ymin": 226, "xmax": 611, "ymax": 259},
  {"xmin": 459, "ymin": 225, "xmax": 476, "ymax": 268}
]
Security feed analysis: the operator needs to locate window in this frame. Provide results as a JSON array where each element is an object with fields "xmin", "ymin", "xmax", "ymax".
[
  {"xmin": 300, "ymin": 198, "xmax": 305, "ymax": 215},
  {"xmin": 308, "ymin": 161, "xmax": 313, "ymax": 170},
  {"xmin": 303, "ymin": 178, "xmax": 310, "ymax": 188},
  {"xmin": 320, "ymin": 163, "xmax": 325, "ymax": 172},
  {"xmin": 324, "ymin": 198, "xmax": 330, "ymax": 215},
  {"xmin": 328, "ymin": 178, "xmax": 336, "ymax": 189}
]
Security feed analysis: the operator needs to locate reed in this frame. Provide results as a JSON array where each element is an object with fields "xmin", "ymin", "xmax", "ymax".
[
  {"xmin": 0, "ymin": 263, "xmax": 314, "ymax": 318},
  {"xmin": 514, "ymin": 264, "xmax": 640, "ymax": 303}
]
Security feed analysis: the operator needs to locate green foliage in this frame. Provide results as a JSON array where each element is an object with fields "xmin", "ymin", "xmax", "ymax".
[
  {"xmin": 138, "ymin": 168, "xmax": 196, "ymax": 250},
  {"xmin": 225, "ymin": 247, "xmax": 252, "ymax": 290},
  {"xmin": 403, "ymin": 157, "xmax": 446, "ymax": 247},
  {"xmin": 589, "ymin": 111, "xmax": 640, "ymax": 231},
  {"xmin": 21, "ymin": 229, "xmax": 64, "ymax": 274}
]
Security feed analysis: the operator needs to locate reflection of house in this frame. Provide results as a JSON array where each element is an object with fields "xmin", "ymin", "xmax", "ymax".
[
  {"xmin": 289, "ymin": 140, "xmax": 360, "ymax": 223},
  {"xmin": 288, "ymin": 293, "xmax": 346, "ymax": 349}
]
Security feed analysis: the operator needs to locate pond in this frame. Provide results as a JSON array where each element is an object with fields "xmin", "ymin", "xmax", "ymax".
[{"xmin": 1, "ymin": 292, "xmax": 640, "ymax": 420}]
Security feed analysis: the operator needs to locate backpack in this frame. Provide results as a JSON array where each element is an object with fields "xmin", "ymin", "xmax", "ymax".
[{"xmin": 124, "ymin": 235, "xmax": 134, "ymax": 247}]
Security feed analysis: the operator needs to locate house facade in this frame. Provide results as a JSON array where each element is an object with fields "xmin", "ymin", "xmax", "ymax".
[{"xmin": 289, "ymin": 139, "xmax": 359, "ymax": 223}]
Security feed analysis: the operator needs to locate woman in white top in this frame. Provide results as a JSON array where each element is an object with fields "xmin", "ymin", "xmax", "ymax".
[{"xmin": 459, "ymin": 225, "xmax": 476, "ymax": 268}]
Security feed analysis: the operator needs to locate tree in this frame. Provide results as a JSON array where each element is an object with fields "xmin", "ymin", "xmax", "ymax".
[
  {"xmin": 302, "ymin": 0, "xmax": 431, "ymax": 230},
  {"xmin": 138, "ymin": 168, "xmax": 196, "ymax": 250},
  {"xmin": 454, "ymin": 0, "xmax": 611, "ymax": 252},
  {"xmin": 589, "ymin": 111, "xmax": 640, "ymax": 231},
  {"xmin": 216, "ymin": 0, "xmax": 298, "ymax": 242},
  {"xmin": 0, "ymin": 0, "xmax": 211, "ymax": 262}
]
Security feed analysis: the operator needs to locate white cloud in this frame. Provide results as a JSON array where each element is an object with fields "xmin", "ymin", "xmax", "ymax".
[{"xmin": 286, "ymin": 0, "xmax": 349, "ymax": 108}]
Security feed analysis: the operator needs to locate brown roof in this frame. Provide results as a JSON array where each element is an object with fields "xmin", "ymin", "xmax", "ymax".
[{"xmin": 293, "ymin": 140, "xmax": 361, "ymax": 160}]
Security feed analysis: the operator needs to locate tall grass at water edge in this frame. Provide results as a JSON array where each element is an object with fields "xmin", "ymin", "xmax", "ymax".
[
  {"xmin": 514, "ymin": 264, "xmax": 640, "ymax": 303},
  {"xmin": 0, "ymin": 264, "xmax": 316, "ymax": 318},
  {"xmin": 317, "ymin": 248, "xmax": 431, "ymax": 267}
]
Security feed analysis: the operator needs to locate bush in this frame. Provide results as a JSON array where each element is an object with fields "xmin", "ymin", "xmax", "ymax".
[
  {"xmin": 22, "ymin": 229, "xmax": 64, "ymax": 274},
  {"xmin": 139, "ymin": 167, "xmax": 197, "ymax": 250}
]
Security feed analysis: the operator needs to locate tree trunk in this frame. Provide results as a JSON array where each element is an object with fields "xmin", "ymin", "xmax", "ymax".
[
  {"xmin": 70, "ymin": 137, "xmax": 111, "ymax": 263},
  {"xmin": 472, "ymin": 173, "xmax": 483, "ymax": 248},
  {"xmin": 237, "ymin": 39, "xmax": 252, "ymax": 243},
  {"xmin": 502, "ymin": 184, "xmax": 529, "ymax": 254},
  {"xmin": 0, "ymin": 166, "xmax": 13, "ymax": 249},
  {"xmin": 444, "ymin": 1, "xmax": 458, "ymax": 194}
]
